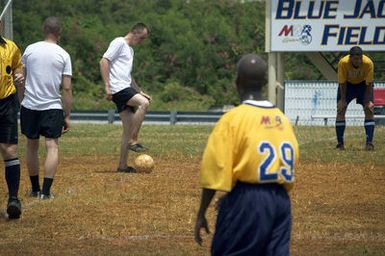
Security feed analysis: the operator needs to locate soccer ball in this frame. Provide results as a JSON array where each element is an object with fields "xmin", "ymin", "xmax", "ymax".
[{"xmin": 134, "ymin": 154, "xmax": 154, "ymax": 173}]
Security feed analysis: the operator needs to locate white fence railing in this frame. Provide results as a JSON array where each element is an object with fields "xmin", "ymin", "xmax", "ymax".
[{"xmin": 284, "ymin": 81, "xmax": 385, "ymax": 126}]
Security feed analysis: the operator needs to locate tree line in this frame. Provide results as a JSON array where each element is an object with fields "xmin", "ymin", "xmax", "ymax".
[{"xmin": 10, "ymin": 0, "xmax": 384, "ymax": 110}]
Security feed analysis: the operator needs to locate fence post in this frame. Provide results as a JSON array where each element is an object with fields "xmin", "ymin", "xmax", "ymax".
[
  {"xmin": 323, "ymin": 117, "xmax": 328, "ymax": 126},
  {"xmin": 295, "ymin": 116, "xmax": 299, "ymax": 126},
  {"xmin": 108, "ymin": 109, "xmax": 115, "ymax": 124},
  {"xmin": 170, "ymin": 111, "xmax": 177, "ymax": 125}
]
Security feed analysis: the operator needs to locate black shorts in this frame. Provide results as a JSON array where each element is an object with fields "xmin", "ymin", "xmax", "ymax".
[
  {"xmin": 112, "ymin": 87, "xmax": 138, "ymax": 113},
  {"xmin": 337, "ymin": 81, "xmax": 373, "ymax": 106},
  {"xmin": 20, "ymin": 106, "xmax": 64, "ymax": 139},
  {"xmin": 0, "ymin": 94, "xmax": 18, "ymax": 144}
]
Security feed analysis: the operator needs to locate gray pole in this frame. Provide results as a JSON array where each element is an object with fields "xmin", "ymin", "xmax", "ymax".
[
  {"xmin": 1, "ymin": 0, "xmax": 13, "ymax": 39},
  {"xmin": 265, "ymin": 0, "xmax": 277, "ymax": 105},
  {"xmin": 276, "ymin": 52, "xmax": 284, "ymax": 111}
]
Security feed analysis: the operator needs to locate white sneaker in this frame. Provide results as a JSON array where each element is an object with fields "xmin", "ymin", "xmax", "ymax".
[{"xmin": 40, "ymin": 193, "xmax": 54, "ymax": 200}]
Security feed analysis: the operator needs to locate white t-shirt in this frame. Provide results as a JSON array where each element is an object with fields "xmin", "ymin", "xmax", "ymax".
[
  {"xmin": 102, "ymin": 37, "xmax": 134, "ymax": 94},
  {"xmin": 21, "ymin": 41, "xmax": 72, "ymax": 110}
]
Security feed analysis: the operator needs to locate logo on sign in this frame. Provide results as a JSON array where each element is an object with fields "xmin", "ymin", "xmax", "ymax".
[{"xmin": 278, "ymin": 24, "xmax": 312, "ymax": 45}]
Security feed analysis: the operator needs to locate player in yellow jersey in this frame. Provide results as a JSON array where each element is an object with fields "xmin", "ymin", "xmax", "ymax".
[
  {"xmin": 194, "ymin": 54, "xmax": 299, "ymax": 255},
  {"xmin": 336, "ymin": 46, "xmax": 375, "ymax": 151},
  {"xmin": 0, "ymin": 35, "xmax": 24, "ymax": 219}
]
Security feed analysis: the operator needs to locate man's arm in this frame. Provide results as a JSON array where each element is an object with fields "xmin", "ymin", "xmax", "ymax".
[
  {"xmin": 62, "ymin": 75, "xmax": 72, "ymax": 133},
  {"xmin": 14, "ymin": 67, "xmax": 25, "ymax": 103},
  {"xmin": 364, "ymin": 82, "xmax": 374, "ymax": 112},
  {"xmin": 194, "ymin": 188, "xmax": 216, "ymax": 246},
  {"xmin": 338, "ymin": 83, "xmax": 347, "ymax": 102},
  {"xmin": 365, "ymin": 82, "xmax": 373, "ymax": 103},
  {"xmin": 131, "ymin": 77, "xmax": 141, "ymax": 92},
  {"xmin": 337, "ymin": 82, "xmax": 348, "ymax": 115},
  {"xmin": 132, "ymin": 77, "xmax": 152, "ymax": 101},
  {"xmin": 337, "ymin": 60, "xmax": 347, "ymax": 104},
  {"xmin": 99, "ymin": 58, "xmax": 112, "ymax": 100},
  {"xmin": 365, "ymin": 60, "xmax": 374, "ymax": 108}
]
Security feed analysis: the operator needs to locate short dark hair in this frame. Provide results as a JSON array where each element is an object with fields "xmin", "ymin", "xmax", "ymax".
[
  {"xmin": 131, "ymin": 22, "xmax": 150, "ymax": 34},
  {"xmin": 236, "ymin": 54, "xmax": 267, "ymax": 90},
  {"xmin": 43, "ymin": 17, "xmax": 62, "ymax": 36},
  {"xmin": 349, "ymin": 46, "xmax": 363, "ymax": 56}
]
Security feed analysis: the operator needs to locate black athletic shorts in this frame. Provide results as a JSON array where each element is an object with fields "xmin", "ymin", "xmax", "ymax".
[
  {"xmin": 337, "ymin": 81, "xmax": 373, "ymax": 106},
  {"xmin": 112, "ymin": 87, "xmax": 138, "ymax": 113},
  {"xmin": 0, "ymin": 94, "xmax": 19, "ymax": 144},
  {"xmin": 20, "ymin": 106, "xmax": 64, "ymax": 139}
]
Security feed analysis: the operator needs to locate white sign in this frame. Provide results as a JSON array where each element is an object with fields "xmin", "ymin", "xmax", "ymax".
[{"xmin": 270, "ymin": 0, "xmax": 385, "ymax": 52}]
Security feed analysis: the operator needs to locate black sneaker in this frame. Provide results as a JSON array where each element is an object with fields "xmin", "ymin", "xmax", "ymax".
[
  {"xmin": 7, "ymin": 197, "xmax": 21, "ymax": 219},
  {"xmin": 129, "ymin": 143, "xmax": 148, "ymax": 152},
  {"xmin": 365, "ymin": 142, "xmax": 374, "ymax": 151},
  {"xmin": 28, "ymin": 190, "xmax": 41, "ymax": 198},
  {"xmin": 117, "ymin": 166, "xmax": 137, "ymax": 173},
  {"xmin": 336, "ymin": 143, "xmax": 345, "ymax": 150}
]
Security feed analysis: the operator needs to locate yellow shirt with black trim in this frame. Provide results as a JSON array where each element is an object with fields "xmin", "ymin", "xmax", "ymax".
[
  {"xmin": 338, "ymin": 55, "xmax": 373, "ymax": 85},
  {"xmin": 200, "ymin": 100, "xmax": 299, "ymax": 192},
  {"xmin": 0, "ymin": 37, "xmax": 23, "ymax": 99}
]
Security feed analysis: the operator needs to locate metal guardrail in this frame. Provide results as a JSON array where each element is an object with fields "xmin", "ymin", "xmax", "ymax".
[{"xmin": 71, "ymin": 110, "xmax": 224, "ymax": 124}]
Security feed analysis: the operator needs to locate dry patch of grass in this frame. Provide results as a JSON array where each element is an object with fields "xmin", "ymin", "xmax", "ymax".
[
  {"xmin": 0, "ymin": 155, "xmax": 211, "ymax": 256},
  {"xmin": 1, "ymin": 125, "xmax": 385, "ymax": 255},
  {"xmin": 292, "ymin": 162, "xmax": 385, "ymax": 256},
  {"xmin": 1, "ymin": 156, "xmax": 384, "ymax": 255}
]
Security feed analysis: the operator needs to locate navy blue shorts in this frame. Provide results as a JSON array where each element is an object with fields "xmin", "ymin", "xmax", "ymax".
[
  {"xmin": 212, "ymin": 182, "xmax": 291, "ymax": 256},
  {"xmin": 112, "ymin": 87, "xmax": 138, "ymax": 113},
  {"xmin": 337, "ymin": 81, "xmax": 373, "ymax": 106},
  {"xmin": 0, "ymin": 94, "xmax": 19, "ymax": 144},
  {"xmin": 20, "ymin": 106, "xmax": 64, "ymax": 139}
]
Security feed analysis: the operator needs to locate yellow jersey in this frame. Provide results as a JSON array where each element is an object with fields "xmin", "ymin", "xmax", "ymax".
[
  {"xmin": 200, "ymin": 100, "xmax": 299, "ymax": 192},
  {"xmin": 338, "ymin": 55, "xmax": 373, "ymax": 85},
  {"xmin": 0, "ymin": 37, "xmax": 23, "ymax": 99}
]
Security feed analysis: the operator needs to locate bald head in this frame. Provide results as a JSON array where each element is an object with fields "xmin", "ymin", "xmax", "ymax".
[{"xmin": 236, "ymin": 54, "xmax": 267, "ymax": 93}]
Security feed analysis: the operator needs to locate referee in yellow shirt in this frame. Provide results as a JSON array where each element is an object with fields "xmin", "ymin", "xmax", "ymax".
[
  {"xmin": 0, "ymin": 35, "xmax": 24, "ymax": 219},
  {"xmin": 194, "ymin": 54, "xmax": 299, "ymax": 255},
  {"xmin": 336, "ymin": 46, "xmax": 375, "ymax": 151}
]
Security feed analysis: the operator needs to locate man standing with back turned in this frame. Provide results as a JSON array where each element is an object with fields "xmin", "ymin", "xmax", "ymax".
[
  {"xmin": 336, "ymin": 46, "xmax": 375, "ymax": 151},
  {"xmin": 100, "ymin": 23, "xmax": 151, "ymax": 173},
  {"xmin": 0, "ymin": 34, "xmax": 24, "ymax": 219},
  {"xmin": 20, "ymin": 17, "xmax": 72, "ymax": 199},
  {"xmin": 194, "ymin": 54, "xmax": 299, "ymax": 255}
]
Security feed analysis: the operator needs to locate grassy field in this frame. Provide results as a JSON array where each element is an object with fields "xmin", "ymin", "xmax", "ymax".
[{"xmin": 1, "ymin": 124, "xmax": 385, "ymax": 256}]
